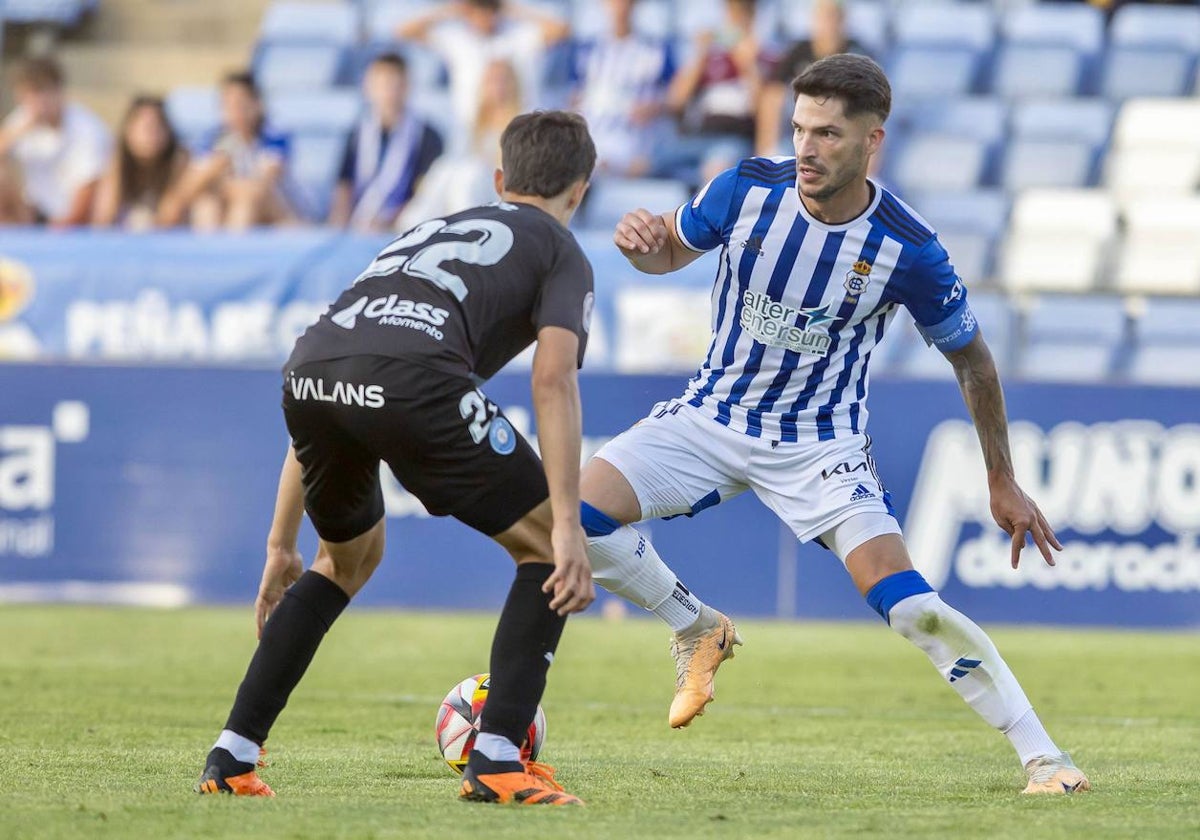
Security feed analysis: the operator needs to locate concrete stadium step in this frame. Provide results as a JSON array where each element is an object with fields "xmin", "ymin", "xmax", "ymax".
[{"xmin": 86, "ymin": 0, "xmax": 270, "ymax": 47}]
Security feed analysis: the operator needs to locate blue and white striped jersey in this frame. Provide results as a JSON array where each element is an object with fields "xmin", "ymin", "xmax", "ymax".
[{"xmin": 672, "ymin": 156, "xmax": 977, "ymax": 442}]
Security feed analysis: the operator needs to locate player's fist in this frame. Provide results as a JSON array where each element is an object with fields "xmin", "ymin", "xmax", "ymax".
[{"xmin": 614, "ymin": 209, "xmax": 668, "ymax": 257}]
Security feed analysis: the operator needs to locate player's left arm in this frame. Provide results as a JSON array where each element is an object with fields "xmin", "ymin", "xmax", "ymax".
[{"xmin": 905, "ymin": 237, "xmax": 1062, "ymax": 570}]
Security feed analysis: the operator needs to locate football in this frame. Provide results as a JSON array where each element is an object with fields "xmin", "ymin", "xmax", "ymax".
[{"xmin": 434, "ymin": 673, "xmax": 546, "ymax": 774}]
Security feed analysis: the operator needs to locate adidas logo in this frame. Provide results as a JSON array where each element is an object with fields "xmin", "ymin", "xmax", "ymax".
[
  {"xmin": 740, "ymin": 235, "xmax": 764, "ymax": 255},
  {"xmin": 949, "ymin": 656, "xmax": 982, "ymax": 683},
  {"xmin": 849, "ymin": 483, "xmax": 875, "ymax": 501}
]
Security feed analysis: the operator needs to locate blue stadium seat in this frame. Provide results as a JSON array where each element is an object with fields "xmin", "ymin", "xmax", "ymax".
[
  {"xmin": 2, "ymin": 0, "xmax": 89, "ymax": 25},
  {"xmin": 991, "ymin": 45, "xmax": 1083, "ymax": 98},
  {"xmin": 366, "ymin": 0, "xmax": 440, "ymax": 42},
  {"xmin": 1110, "ymin": 5, "xmax": 1200, "ymax": 54},
  {"xmin": 1002, "ymin": 3, "xmax": 1105, "ymax": 55},
  {"xmin": 165, "ymin": 86, "xmax": 221, "ymax": 150},
  {"xmin": 888, "ymin": 46, "xmax": 981, "ymax": 99},
  {"xmin": 889, "ymin": 135, "xmax": 987, "ymax": 194},
  {"xmin": 936, "ymin": 230, "xmax": 993, "ymax": 286},
  {"xmin": 892, "ymin": 2, "xmax": 995, "ymax": 52},
  {"xmin": 581, "ymin": 177, "xmax": 690, "ymax": 232},
  {"xmin": 288, "ymin": 132, "xmax": 350, "ymax": 222},
  {"xmin": 1000, "ymin": 140, "xmax": 1095, "ymax": 191},
  {"xmin": 779, "ymin": 0, "xmax": 890, "ymax": 56},
  {"xmin": 268, "ymin": 89, "xmax": 362, "ymax": 135},
  {"xmin": 1011, "ymin": 98, "xmax": 1113, "ymax": 147},
  {"xmin": 260, "ymin": 2, "xmax": 360, "ymax": 45},
  {"xmin": 1101, "ymin": 48, "xmax": 1195, "ymax": 100},
  {"xmin": 1129, "ymin": 297, "xmax": 1200, "ymax": 384},
  {"xmin": 1017, "ymin": 295, "xmax": 1128, "ymax": 383},
  {"xmin": 902, "ymin": 97, "xmax": 1008, "ymax": 146},
  {"xmin": 254, "ymin": 43, "xmax": 346, "ymax": 92},
  {"xmin": 907, "ymin": 190, "xmax": 1009, "ymax": 239}
]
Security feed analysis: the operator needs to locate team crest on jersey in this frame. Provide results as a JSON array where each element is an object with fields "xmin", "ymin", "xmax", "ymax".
[{"xmin": 843, "ymin": 259, "xmax": 872, "ymax": 300}]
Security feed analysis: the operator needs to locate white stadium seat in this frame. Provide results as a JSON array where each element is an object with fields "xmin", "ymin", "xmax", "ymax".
[
  {"xmin": 1000, "ymin": 139, "xmax": 1094, "ymax": 191},
  {"xmin": 890, "ymin": 135, "xmax": 987, "ymax": 193},
  {"xmin": 1110, "ymin": 5, "xmax": 1200, "ymax": 53},
  {"xmin": 260, "ymin": 2, "xmax": 359, "ymax": 45},
  {"xmin": 1011, "ymin": 98, "xmax": 1114, "ymax": 146}
]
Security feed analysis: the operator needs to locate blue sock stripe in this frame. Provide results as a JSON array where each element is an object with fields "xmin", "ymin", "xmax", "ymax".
[
  {"xmin": 864, "ymin": 570, "xmax": 934, "ymax": 624},
  {"xmin": 580, "ymin": 501, "xmax": 621, "ymax": 538}
]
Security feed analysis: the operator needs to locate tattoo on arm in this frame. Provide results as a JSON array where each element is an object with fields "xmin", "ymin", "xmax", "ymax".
[{"xmin": 949, "ymin": 335, "xmax": 1014, "ymax": 479}]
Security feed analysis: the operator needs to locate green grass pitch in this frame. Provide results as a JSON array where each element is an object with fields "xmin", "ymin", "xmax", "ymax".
[{"xmin": 0, "ymin": 606, "xmax": 1197, "ymax": 839}]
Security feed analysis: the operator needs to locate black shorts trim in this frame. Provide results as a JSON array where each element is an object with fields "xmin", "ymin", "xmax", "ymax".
[{"xmin": 283, "ymin": 356, "xmax": 548, "ymax": 540}]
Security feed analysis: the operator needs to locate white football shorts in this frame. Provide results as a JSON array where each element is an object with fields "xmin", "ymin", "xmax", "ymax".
[{"xmin": 592, "ymin": 399, "xmax": 901, "ymax": 560}]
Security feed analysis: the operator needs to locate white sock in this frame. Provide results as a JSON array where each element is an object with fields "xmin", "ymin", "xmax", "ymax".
[
  {"xmin": 586, "ymin": 525, "xmax": 705, "ymax": 633},
  {"xmin": 887, "ymin": 592, "xmax": 1058, "ymax": 762},
  {"xmin": 214, "ymin": 729, "xmax": 260, "ymax": 765},
  {"xmin": 474, "ymin": 732, "xmax": 521, "ymax": 763}
]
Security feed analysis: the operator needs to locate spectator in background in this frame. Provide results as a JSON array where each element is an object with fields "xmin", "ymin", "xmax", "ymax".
[
  {"xmin": 756, "ymin": 0, "xmax": 866, "ymax": 156},
  {"xmin": 329, "ymin": 53, "xmax": 443, "ymax": 233},
  {"xmin": 397, "ymin": 59, "xmax": 521, "ymax": 230},
  {"xmin": 571, "ymin": 0, "xmax": 675, "ymax": 177},
  {"xmin": 395, "ymin": 0, "xmax": 569, "ymax": 136},
  {"xmin": 656, "ymin": 0, "xmax": 762, "ymax": 186},
  {"xmin": 0, "ymin": 56, "xmax": 111, "ymax": 227},
  {"xmin": 92, "ymin": 96, "xmax": 190, "ymax": 230},
  {"xmin": 0, "ymin": 159, "xmax": 34, "ymax": 224},
  {"xmin": 176, "ymin": 72, "xmax": 294, "ymax": 231}
]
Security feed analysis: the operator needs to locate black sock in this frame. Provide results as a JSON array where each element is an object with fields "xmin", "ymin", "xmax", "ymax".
[
  {"xmin": 478, "ymin": 563, "xmax": 566, "ymax": 749},
  {"xmin": 223, "ymin": 570, "xmax": 350, "ymax": 744}
]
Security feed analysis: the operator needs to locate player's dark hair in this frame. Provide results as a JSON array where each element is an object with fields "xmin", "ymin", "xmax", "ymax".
[
  {"xmin": 13, "ymin": 56, "xmax": 64, "ymax": 90},
  {"xmin": 792, "ymin": 53, "xmax": 891, "ymax": 122},
  {"xmin": 369, "ymin": 52, "xmax": 407, "ymax": 74},
  {"xmin": 221, "ymin": 70, "xmax": 261, "ymax": 101},
  {"xmin": 500, "ymin": 111, "xmax": 596, "ymax": 199}
]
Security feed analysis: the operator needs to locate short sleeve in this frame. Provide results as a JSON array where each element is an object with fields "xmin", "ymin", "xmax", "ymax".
[
  {"xmin": 535, "ymin": 236, "xmax": 595, "ymax": 368},
  {"xmin": 896, "ymin": 237, "xmax": 978, "ymax": 353},
  {"xmin": 673, "ymin": 166, "xmax": 738, "ymax": 253}
]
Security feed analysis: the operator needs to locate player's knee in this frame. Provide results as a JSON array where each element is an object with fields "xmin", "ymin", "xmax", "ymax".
[{"xmin": 864, "ymin": 569, "xmax": 935, "ymax": 629}]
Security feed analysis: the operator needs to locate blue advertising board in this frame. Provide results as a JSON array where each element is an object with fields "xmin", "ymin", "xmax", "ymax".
[{"xmin": 1, "ymin": 363, "xmax": 1197, "ymax": 627}]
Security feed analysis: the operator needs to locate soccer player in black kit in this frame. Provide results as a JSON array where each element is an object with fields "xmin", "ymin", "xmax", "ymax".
[{"xmin": 196, "ymin": 111, "xmax": 597, "ymax": 806}]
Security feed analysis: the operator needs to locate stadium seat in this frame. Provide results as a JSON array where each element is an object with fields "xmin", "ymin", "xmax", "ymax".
[
  {"xmin": 936, "ymin": 229, "xmax": 993, "ymax": 285},
  {"xmin": 255, "ymin": 43, "xmax": 345, "ymax": 92},
  {"xmin": 1128, "ymin": 298, "xmax": 1200, "ymax": 385},
  {"xmin": 288, "ymin": 132, "xmax": 349, "ymax": 222},
  {"xmin": 892, "ymin": 2, "xmax": 995, "ymax": 52},
  {"xmin": 889, "ymin": 135, "xmax": 987, "ymax": 194},
  {"xmin": 1112, "ymin": 99, "xmax": 1200, "ymax": 150},
  {"xmin": 1104, "ymin": 148, "xmax": 1200, "ymax": 204},
  {"xmin": 1001, "ymin": 3, "xmax": 1106, "ymax": 55},
  {"xmin": 260, "ymin": 2, "xmax": 360, "ymax": 45},
  {"xmin": 990, "ymin": 45, "xmax": 1083, "ymax": 99},
  {"xmin": 1000, "ymin": 189, "xmax": 1117, "ymax": 292},
  {"xmin": 2, "ymin": 0, "xmax": 89, "ymax": 25},
  {"xmin": 779, "ymin": 0, "xmax": 889, "ymax": 55},
  {"xmin": 165, "ymin": 86, "xmax": 221, "ymax": 150},
  {"xmin": 268, "ymin": 89, "xmax": 362, "ymax": 135},
  {"xmin": 1101, "ymin": 48, "xmax": 1195, "ymax": 100},
  {"xmin": 907, "ymin": 190, "xmax": 1009, "ymax": 240},
  {"xmin": 1011, "ymin": 98, "xmax": 1113, "ymax": 147},
  {"xmin": 1110, "ymin": 5, "xmax": 1200, "ymax": 54},
  {"xmin": 1010, "ymin": 188, "xmax": 1118, "ymax": 239},
  {"xmin": 887, "ymin": 46, "xmax": 981, "ymax": 99},
  {"xmin": 582, "ymin": 177, "xmax": 690, "ymax": 232},
  {"xmin": 902, "ymin": 97, "xmax": 1008, "ymax": 146},
  {"xmin": 1113, "ymin": 199, "xmax": 1200, "ymax": 295},
  {"xmin": 1000, "ymin": 139, "xmax": 1095, "ymax": 191},
  {"xmin": 1016, "ymin": 295, "xmax": 1128, "ymax": 383}
]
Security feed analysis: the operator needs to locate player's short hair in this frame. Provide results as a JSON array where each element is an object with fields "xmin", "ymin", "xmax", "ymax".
[
  {"xmin": 792, "ymin": 53, "xmax": 891, "ymax": 123},
  {"xmin": 221, "ymin": 70, "xmax": 261, "ymax": 100},
  {"xmin": 369, "ymin": 52, "xmax": 407, "ymax": 75},
  {"xmin": 500, "ymin": 111, "xmax": 596, "ymax": 199},
  {"xmin": 13, "ymin": 56, "xmax": 64, "ymax": 90}
]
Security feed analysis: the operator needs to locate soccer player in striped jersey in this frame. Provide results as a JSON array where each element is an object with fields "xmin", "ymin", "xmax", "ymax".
[{"xmin": 582, "ymin": 54, "xmax": 1089, "ymax": 795}]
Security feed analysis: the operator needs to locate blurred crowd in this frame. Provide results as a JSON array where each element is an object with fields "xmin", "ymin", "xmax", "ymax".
[{"xmin": 0, "ymin": 0, "xmax": 1191, "ymax": 234}]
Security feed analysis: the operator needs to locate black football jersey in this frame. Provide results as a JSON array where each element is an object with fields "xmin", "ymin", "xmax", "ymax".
[{"xmin": 289, "ymin": 201, "xmax": 594, "ymax": 380}]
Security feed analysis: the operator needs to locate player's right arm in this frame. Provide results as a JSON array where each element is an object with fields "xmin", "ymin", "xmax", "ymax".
[
  {"xmin": 257, "ymin": 445, "xmax": 305, "ymax": 636},
  {"xmin": 530, "ymin": 326, "xmax": 594, "ymax": 616},
  {"xmin": 615, "ymin": 168, "xmax": 736, "ymax": 275}
]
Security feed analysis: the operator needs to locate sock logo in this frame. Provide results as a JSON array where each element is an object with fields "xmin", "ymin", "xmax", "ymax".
[
  {"xmin": 634, "ymin": 536, "xmax": 646, "ymax": 558},
  {"xmin": 949, "ymin": 656, "xmax": 982, "ymax": 683},
  {"xmin": 849, "ymin": 483, "xmax": 876, "ymax": 502},
  {"xmin": 671, "ymin": 583, "xmax": 700, "ymax": 616}
]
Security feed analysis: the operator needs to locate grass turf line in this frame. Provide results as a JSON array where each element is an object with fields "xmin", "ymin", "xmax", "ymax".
[{"xmin": 0, "ymin": 606, "xmax": 1197, "ymax": 839}]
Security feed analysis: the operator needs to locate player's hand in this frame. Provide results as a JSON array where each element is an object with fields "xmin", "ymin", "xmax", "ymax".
[
  {"xmin": 989, "ymin": 477, "xmax": 1062, "ymax": 570},
  {"xmin": 543, "ymin": 524, "xmax": 594, "ymax": 616},
  {"xmin": 614, "ymin": 208, "xmax": 668, "ymax": 256},
  {"xmin": 255, "ymin": 545, "xmax": 304, "ymax": 637}
]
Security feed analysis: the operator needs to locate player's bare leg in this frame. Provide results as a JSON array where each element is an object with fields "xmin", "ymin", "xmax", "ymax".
[
  {"xmin": 580, "ymin": 458, "xmax": 742, "ymax": 729},
  {"xmin": 196, "ymin": 520, "xmax": 384, "ymax": 796},
  {"xmin": 458, "ymin": 499, "xmax": 585, "ymax": 806},
  {"xmin": 838, "ymin": 524, "xmax": 1089, "ymax": 795}
]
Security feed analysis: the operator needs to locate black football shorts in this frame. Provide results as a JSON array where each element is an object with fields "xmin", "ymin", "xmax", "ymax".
[{"xmin": 282, "ymin": 355, "xmax": 548, "ymax": 541}]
